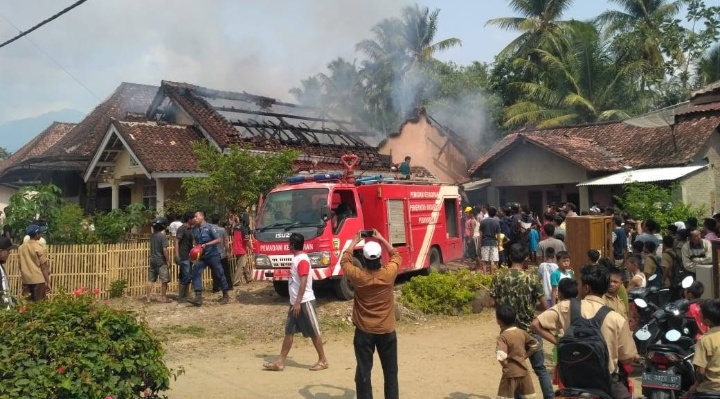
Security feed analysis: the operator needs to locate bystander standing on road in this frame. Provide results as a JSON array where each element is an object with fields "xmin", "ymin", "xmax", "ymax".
[
  {"xmin": 341, "ymin": 229, "xmax": 401, "ymax": 399},
  {"xmin": 18, "ymin": 224, "xmax": 51, "ymax": 301}
]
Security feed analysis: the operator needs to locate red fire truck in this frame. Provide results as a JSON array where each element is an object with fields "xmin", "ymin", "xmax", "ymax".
[{"xmin": 251, "ymin": 155, "xmax": 464, "ymax": 299}]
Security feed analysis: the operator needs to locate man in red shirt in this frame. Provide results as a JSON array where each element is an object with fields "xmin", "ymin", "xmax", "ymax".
[
  {"xmin": 686, "ymin": 280, "xmax": 709, "ymax": 338},
  {"xmin": 263, "ymin": 233, "xmax": 328, "ymax": 372},
  {"xmin": 230, "ymin": 212, "xmax": 251, "ymax": 286}
]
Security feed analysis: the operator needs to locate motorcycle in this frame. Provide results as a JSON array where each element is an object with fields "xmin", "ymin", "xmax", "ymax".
[
  {"xmin": 635, "ymin": 276, "xmax": 698, "ymax": 399},
  {"xmin": 631, "ymin": 275, "xmax": 681, "ymax": 356}
]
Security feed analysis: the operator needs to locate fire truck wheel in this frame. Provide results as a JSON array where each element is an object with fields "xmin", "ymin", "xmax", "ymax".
[
  {"xmin": 428, "ymin": 247, "xmax": 442, "ymax": 272},
  {"xmin": 273, "ymin": 281, "xmax": 289, "ymax": 297},
  {"xmin": 335, "ymin": 257, "xmax": 360, "ymax": 300}
]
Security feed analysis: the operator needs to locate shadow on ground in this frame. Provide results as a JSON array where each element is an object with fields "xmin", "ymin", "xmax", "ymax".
[
  {"xmin": 445, "ymin": 393, "xmax": 490, "ymax": 399},
  {"xmin": 298, "ymin": 384, "xmax": 355, "ymax": 399}
]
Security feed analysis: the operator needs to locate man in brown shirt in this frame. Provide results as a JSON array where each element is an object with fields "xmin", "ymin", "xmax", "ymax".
[
  {"xmin": 604, "ymin": 267, "xmax": 628, "ymax": 320},
  {"xmin": 18, "ymin": 224, "xmax": 51, "ymax": 301},
  {"xmin": 531, "ymin": 264, "xmax": 637, "ymax": 399},
  {"xmin": 341, "ymin": 229, "xmax": 401, "ymax": 399}
]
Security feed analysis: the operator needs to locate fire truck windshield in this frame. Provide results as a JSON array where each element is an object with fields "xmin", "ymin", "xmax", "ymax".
[{"xmin": 257, "ymin": 188, "xmax": 329, "ymax": 231}]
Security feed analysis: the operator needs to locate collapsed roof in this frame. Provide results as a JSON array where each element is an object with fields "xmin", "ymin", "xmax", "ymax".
[{"xmin": 146, "ymin": 81, "xmax": 391, "ymax": 170}]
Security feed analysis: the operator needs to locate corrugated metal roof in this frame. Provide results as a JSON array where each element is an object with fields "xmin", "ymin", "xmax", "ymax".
[
  {"xmin": 463, "ymin": 178, "xmax": 491, "ymax": 191},
  {"xmin": 577, "ymin": 165, "xmax": 708, "ymax": 187}
]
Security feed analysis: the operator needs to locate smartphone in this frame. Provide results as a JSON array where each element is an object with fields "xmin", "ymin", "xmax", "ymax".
[{"xmin": 360, "ymin": 230, "xmax": 374, "ymax": 238}]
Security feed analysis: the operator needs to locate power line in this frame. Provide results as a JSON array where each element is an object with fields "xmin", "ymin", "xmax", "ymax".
[
  {"xmin": 0, "ymin": 0, "xmax": 88, "ymax": 49},
  {"xmin": 0, "ymin": 6, "xmax": 100, "ymax": 101}
]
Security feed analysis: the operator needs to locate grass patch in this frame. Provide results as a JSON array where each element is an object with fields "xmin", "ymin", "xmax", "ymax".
[
  {"xmin": 159, "ymin": 324, "xmax": 206, "ymax": 337},
  {"xmin": 400, "ymin": 269, "xmax": 493, "ymax": 315}
]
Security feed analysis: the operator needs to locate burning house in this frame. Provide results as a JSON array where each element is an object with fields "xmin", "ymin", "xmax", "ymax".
[{"xmin": 81, "ymin": 80, "xmax": 399, "ymax": 213}]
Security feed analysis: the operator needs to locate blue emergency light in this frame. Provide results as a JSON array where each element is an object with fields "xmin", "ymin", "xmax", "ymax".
[{"xmin": 286, "ymin": 173, "xmax": 344, "ymax": 184}]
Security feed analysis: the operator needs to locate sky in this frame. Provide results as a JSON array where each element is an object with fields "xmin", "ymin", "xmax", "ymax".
[{"xmin": 0, "ymin": 0, "xmax": 686, "ymax": 124}]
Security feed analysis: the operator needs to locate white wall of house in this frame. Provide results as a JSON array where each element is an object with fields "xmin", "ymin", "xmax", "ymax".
[{"xmin": 0, "ymin": 185, "xmax": 16, "ymax": 212}]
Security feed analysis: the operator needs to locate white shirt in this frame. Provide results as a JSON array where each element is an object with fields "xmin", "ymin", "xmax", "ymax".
[
  {"xmin": 538, "ymin": 262, "xmax": 558, "ymax": 301},
  {"xmin": 289, "ymin": 252, "xmax": 315, "ymax": 304},
  {"xmin": 168, "ymin": 221, "xmax": 183, "ymax": 237}
]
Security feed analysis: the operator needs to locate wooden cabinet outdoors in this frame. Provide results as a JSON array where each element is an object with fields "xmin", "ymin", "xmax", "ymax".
[{"xmin": 565, "ymin": 216, "xmax": 613, "ymax": 277}]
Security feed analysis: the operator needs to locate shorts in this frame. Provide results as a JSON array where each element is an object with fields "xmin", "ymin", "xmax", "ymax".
[
  {"xmin": 22, "ymin": 283, "xmax": 47, "ymax": 302},
  {"xmin": 149, "ymin": 263, "xmax": 170, "ymax": 283},
  {"xmin": 481, "ymin": 246, "xmax": 500, "ymax": 262},
  {"xmin": 497, "ymin": 374, "xmax": 535, "ymax": 399},
  {"xmin": 285, "ymin": 300, "xmax": 321, "ymax": 338}
]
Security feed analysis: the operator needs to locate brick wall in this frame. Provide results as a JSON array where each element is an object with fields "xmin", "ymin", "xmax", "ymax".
[{"xmin": 681, "ymin": 131, "xmax": 720, "ymax": 213}]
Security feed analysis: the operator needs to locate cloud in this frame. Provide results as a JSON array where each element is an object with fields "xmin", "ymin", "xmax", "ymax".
[{"xmin": 0, "ymin": 0, "xmax": 408, "ymax": 123}]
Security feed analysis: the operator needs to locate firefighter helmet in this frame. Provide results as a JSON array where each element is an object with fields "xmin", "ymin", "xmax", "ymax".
[{"xmin": 189, "ymin": 245, "xmax": 204, "ymax": 262}]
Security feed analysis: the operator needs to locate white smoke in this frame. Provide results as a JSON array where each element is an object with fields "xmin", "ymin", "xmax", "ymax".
[{"xmin": 0, "ymin": 0, "xmax": 408, "ymax": 122}]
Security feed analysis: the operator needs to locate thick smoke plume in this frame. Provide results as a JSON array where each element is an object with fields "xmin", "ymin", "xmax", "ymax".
[{"xmin": 0, "ymin": 0, "xmax": 407, "ymax": 122}]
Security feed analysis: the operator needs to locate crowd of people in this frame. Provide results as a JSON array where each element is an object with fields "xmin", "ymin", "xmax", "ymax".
[{"xmin": 465, "ymin": 199, "xmax": 720, "ymax": 399}]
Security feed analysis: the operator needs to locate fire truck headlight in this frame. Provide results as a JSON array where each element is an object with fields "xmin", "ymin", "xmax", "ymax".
[
  {"xmin": 308, "ymin": 252, "xmax": 331, "ymax": 268},
  {"xmin": 254, "ymin": 255, "xmax": 271, "ymax": 269}
]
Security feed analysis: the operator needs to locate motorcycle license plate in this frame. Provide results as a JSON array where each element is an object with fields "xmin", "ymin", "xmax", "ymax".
[{"xmin": 642, "ymin": 372, "xmax": 681, "ymax": 390}]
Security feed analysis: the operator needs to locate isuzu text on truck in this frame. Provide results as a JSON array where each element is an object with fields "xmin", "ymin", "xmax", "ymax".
[{"xmin": 252, "ymin": 154, "xmax": 464, "ymax": 300}]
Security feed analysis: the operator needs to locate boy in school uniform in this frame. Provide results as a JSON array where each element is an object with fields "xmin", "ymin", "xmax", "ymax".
[
  {"xmin": 496, "ymin": 304, "xmax": 539, "ymax": 399},
  {"xmin": 687, "ymin": 299, "xmax": 720, "ymax": 397},
  {"xmin": 550, "ymin": 251, "xmax": 573, "ymax": 306}
]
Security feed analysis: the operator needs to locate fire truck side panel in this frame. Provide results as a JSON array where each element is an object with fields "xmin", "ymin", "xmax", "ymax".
[{"xmin": 355, "ymin": 184, "xmax": 463, "ymax": 272}]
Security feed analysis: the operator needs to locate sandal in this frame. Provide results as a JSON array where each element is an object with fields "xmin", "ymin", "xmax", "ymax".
[
  {"xmin": 263, "ymin": 362, "xmax": 284, "ymax": 371},
  {"xmin": 309, "ymin": 362, "xmax": 329, "ymax": 371}
]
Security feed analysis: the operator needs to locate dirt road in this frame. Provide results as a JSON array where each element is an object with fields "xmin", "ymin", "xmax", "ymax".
[
  {"xmin": 141, "ymin": 281, "xmax": 642, "ymax": 399},
  {"xmin": 165, "ymin": 312, "xmax": 510, "ymax": 399}
]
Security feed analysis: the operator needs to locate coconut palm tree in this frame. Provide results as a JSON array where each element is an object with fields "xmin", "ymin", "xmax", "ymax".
[
  {"xmin": 504, "ymin": 22, "xmax": 641, "ymax": 128},
  {"xmin": 486, "ymin": 0, "xmax": 574, "ymax": 60},
  {"xmin": 698, "ymin": 43, "xmax": 720, "ymax": 87},
  {"xmin": 596, "ymin": 0, "xmax": 683, "ymax": 86},
  {"xmin": 356, "ymin": 4, "xmax": 461, "ymax": 128}
]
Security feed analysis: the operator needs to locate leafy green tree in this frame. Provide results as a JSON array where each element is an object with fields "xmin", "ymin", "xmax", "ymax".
[
  {"xmin": 485, "ymin": 0, "xmax": 573, "ymax": 60},
  {"xmin": 0, "ymin": 146, "xmax": 11, "ymax": 161},
  {"xmin": 697, "ymin": 43, "xmax": 720, "ymax": 86},
  {"xmin": 504, "ymin": 23, "xmax": 640, "ymax": 128},
  {"xmin": 660, "ymin": 0, "xmax": 720, "ymax": 89},
  {"xmin": 614, "ymin": 183, "xmax": 704, "ymax": 231},
  {"xmin": 180, "ymin": 143, "xmax": 298, "ymax": 215},
  {"xmin": 52, "ymin": 203, "xmax": 97, "ymax": 244},
  {"xmin": 596, "ymin": 0, "xmax": 683, "ymax": 88},
  {"xmin": 6, "ymin": 185, "xmax": 62, "ymax": 241}
]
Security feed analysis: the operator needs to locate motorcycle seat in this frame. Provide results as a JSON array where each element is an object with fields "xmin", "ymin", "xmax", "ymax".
[
  {"xmin": 647, "ymin": 344, "xmax": 687, "ymax": 356},
  {"xmin": 555, "ymin": 388, "xmax": 613, "ymax": 399},
  {"xmin": 693, "ymin": 393, "xmax": 720, "ymax": 399}
]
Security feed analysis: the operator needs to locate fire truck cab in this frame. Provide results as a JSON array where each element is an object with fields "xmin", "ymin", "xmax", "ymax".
[{"xmin": 252, "ymin": 155, "xmax": 464, "ymax": 300}]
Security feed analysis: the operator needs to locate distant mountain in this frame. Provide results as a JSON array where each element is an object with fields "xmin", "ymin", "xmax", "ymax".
[{"xmin": 0, "ymin": 109, "xmax": 86, "ymax": 152}]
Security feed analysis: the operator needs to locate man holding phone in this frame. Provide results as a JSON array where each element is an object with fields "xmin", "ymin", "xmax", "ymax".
[{"xmin": 342, "ymin": 229, "xmax": 402, "ymax": 399}]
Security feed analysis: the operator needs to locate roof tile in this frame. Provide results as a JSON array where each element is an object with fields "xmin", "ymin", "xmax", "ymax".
[
  {"xmin": 0, "ymin": 122, "xmax": 76, "ymax": 177},
  {"xmin": 112, "ymin": 121, "xmax": 203, "ymax": 173},
  {"xmin": 469, "ymin": 116, "xmax": 720, "ymax": 175},
  {"xmin": 45, "ymin": 83, "xmax": 159, "ymax": 163}
]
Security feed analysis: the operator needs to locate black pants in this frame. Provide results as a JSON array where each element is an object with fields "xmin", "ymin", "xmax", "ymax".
[
  {"xmin": 212, "ymin": 257, "xmax": 232, "ymax": 291},
  {"xmin": 354, "ymin": 328, "xmax": 399, "ymax": 399}
]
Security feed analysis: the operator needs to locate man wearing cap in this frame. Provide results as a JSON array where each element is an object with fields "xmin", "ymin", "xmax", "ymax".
[
  {"xmin": 18, "ymin": 224, "xmax": 50, "ymax": 301},
  {"xmin": 341, "ymin": 229, "xmax": 402, "ymax": 399},
  {"xmin": 0, "ymin": 237, "xmax": 17, "ymax": 309}
]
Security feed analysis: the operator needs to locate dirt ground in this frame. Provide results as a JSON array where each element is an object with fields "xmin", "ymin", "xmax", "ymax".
[{"xmin": 131, "ymin": 272, "xmax": 643, "ymax": 399}]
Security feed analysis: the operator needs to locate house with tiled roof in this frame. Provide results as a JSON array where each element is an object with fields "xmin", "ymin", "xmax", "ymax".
[
  {"xmin": 468, "ymin": 82, "xmax": 720, "ymax": 215},
  {"xmin": 0, "ymin": 83, "xmax": 159, "ymax": 211},
  {"xmin": 378, "ymin": 107, "xmax": 480, "ymax": 184},
  {"xmin": 82, "ymin": 80, "xmax": 401, "ymax": 213}
]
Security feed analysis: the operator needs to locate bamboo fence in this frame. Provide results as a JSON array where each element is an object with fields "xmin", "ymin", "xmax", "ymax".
[{"xmin": 3, "ymin": 239, "xmax": 249, "ymax": 299}]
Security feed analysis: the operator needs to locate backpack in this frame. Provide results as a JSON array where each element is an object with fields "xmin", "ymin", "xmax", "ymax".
[
  {"xmin": 667, "ymin": 251, "xmax": 686, "ymax": 287},
  {"xmin": 557, "ymin": 298, "xmax": 613, "ymax": 398},
  {"xmin": 648, "ymin": 256, "xmax": 663, "ymax": 288}
]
